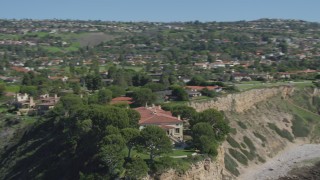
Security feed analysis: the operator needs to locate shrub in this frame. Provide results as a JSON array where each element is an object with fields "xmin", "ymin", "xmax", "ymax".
[
  {"xmin": 153, "ymin": 156, "xmax": 177, "ymax": 173},
  {"xmin": 240, "ymin": 149, "xmax": 255, "ymax": 160},
  {"xmin": 253, "ymin": 131, "xmax": 267, "ymax": 142},
  {"xmin": 240, "ymin": 143, "xmax": 247, "ymax": 149},
  {"xmin": 224, "ymin": 153, "xmax": 240, "ymax": 176},
  {"xmin": 243, "ymin": 136, "xmax": 256, "ymax": 152},
  {"xmin": 229, "ymin": 148, "xmax": 248, "ymax": 165},
  {"xmin": 257, "ymin": 155, "xmax": 266, "ymax": 163},
  {"xmin": 267, "ymin": 123, "xmax": 294, "ymax": 142},
  {"xmin": 226, "ymin": 136, "xmax": 241, "ymax": 148},
  {"xmin": 230, "ymin": 128, "xmax": 237, "ymax": 135},
  {"xmin": 237, "ymin": 121, "xmax": 247, "ymax": 129},
  {"xmin": 291, "ymin": 115, "xmax": 310, "ymax": 137}
]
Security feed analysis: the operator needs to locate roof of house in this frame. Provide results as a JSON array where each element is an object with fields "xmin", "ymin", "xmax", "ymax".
[
  {"xmin": 10, "ymin": 66, "xmax": 29, "ymax": 73},
  {"xmin": 135, "ymin": 106, "xmax": 182, "ymax": 125},
  {"xmin": 111, "ymin": 97, "xmax": 133, "ymax": 104}
]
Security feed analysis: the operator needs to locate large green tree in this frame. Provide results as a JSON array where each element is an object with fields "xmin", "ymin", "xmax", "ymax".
[
  {"xmin": 97, "ymin": 89, "xmax": 113, "ymax": 104},
  {"xmin": 191, "ymin": 122, "xmax": 218, "ymax": 156},
  {"xmin": 191, "ymin": 109, "xmax": 229, "ymax": 141},
  {"xmin": 197, "ymin": 109, "xmax": 228, "ymax": 141},
  {"xmin": 132, "ymin": 88, "xmax": 156, "ymax": 106},
  {"xmin": 140, "ymin": 126, "xmax": 172, "ymax": 163},
  {"xmin": 85, "ymin": 74, "xmax": 102, "ymax": 91},
  {"xmin": 171, "ymin": 105, "xmax": 197, "ymax": 120},
  {"xmin": 98, "ymin": 134, "xmax": 126, "ymax": 178},
  {"xmin": 121, "ymin": 128, "xmax": 140, "ymax": 159},
  {"xmin": 172, "ymin": 86, "xmax": 189, "ymax": 101},
  {"xmin": 124, "ymin": 157, "xmax": 149, "ymax": 179}
]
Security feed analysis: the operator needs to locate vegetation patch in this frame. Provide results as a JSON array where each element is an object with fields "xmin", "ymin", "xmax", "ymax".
[
  {"xmin": 228, "ymin": 148, "xmax": 248, "ymax": 166},
  {"xmin": 240, "ymin": 143, "xmax": 247, "ymax": 149},
  {"xmin": 257, "ymin": 155, "xmax": 266, "ymax": 163},
  {"xmin": 253, "ymin": 131, "xmax": 267, "ymax": 142},
  {"xmin": 237, "ymin": 121, "xmax": 247, "ymax": 129},
  {"xmin": 291, "ymin": 115, "xmax": 310, "ymax": 137},
  {"xmin": 243, "ymin": 136, "xmax": 256, "ymax": 152},
  {"xmin": 240, "ymin": 148, "xmax": 255, "ymax": 161},
  {"xmin": 226, "ymin": 136, "xmax": 241, "ymax": 148},
  {"xmin": 224, "ymin": 153, "xmax": 240, "ymax": 176},
  {"xmin": 230, "ymin": 128, "xmax": 237, "ymax": 135},
  {"xmin": 267, "ymin": 123, "xmax": 294, "ymax": 142}
]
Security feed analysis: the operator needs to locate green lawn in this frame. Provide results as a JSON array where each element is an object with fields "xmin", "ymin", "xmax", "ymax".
[
  {"xmin": 131, "ymin": 149, "xmax": 195, "ymax": 160},
  {"xmin": 166, "ymin": 149, "xmax": 196, "ymax": 157},
  {"xmin": 5, "ymin": 85, "xmax": 20, "ymax": 93},
  {"xmin": 116, "ymin": 65, "xmax": 144, "ymax": 72},
  {"xmin": 235, "ymin": 81, "xmax": 279, "ymax": 91},
  {"xmin": 235, "ymin": 80, "xmax": 314, "ymax": 91}
]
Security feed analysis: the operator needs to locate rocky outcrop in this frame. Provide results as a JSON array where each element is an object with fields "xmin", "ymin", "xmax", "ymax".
[
  {"xmin": 154, "ymin": 147, "xmax": 228, "ymax": 180},
  {"xmin": 189, "ymin": 86, "xmax": 294, "ymax": 113},
  {"xmin": 313, "ymin": 88, "xmax": 320, "ymax": 96}
]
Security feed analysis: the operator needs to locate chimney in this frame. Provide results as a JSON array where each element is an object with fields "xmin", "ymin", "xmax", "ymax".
[
  {"xmin": 29, "ymin": 97, "xmax": 35, "ymax": 108},
  {"xmin": 178, "ymin": 115, "xmax": 181, "ymax": 120},
  {"xmin": 158, "ymin": 105, "xmax": 161, "ymax": 110}
]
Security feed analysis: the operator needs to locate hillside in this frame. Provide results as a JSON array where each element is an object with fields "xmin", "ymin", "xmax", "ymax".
[
  {"xmin": 157, "ymin": 86, "xmax": 320, "ymax": 179},
  {"xmin": 0, "ymin": 87, "xmax": 319, "ymax": 180}
]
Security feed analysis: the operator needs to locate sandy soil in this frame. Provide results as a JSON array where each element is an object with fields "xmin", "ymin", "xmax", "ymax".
[{"xmin": 238, "ymin": 144, "xmax": 320, "ymax": 180}]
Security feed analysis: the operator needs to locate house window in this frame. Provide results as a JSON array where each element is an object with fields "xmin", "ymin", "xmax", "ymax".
[{"xmin": 175, "ymin": 128, "xmax": 180, "ymax": 134}]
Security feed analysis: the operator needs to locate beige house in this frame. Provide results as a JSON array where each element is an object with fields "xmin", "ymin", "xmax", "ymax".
[
  {"xmin": 15, "ymin": 93, "xmax": 35, "ymax": 115},
  {"xmin": 135, "ymin": 106, "xmax": 184, "ymax": 143}
]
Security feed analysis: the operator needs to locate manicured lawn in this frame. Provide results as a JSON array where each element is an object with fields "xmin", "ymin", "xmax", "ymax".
[
  {"xmin": 167, "ymin": 149, "xmax": 196, "ymax": 157},
  {"xmin": 131, "ymin": 149, "xmax": 195, "ymax": 160}
]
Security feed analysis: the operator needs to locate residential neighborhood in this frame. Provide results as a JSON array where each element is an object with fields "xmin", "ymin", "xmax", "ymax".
[{"xmin": 0, "ymin": 18, "xmax": 320, "ymax": 180}]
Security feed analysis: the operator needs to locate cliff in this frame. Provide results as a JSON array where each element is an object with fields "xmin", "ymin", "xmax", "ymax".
[
  {"xmin": 157, "ymin": 86, "xmax": 320, "ymax": 180},
  {"xmin": 188, "ymin": 86, "xmax": 294, "ymax": 113},
  {"xmin": 153, "ymin": 147, "xmax": 228, "ymax": 180}
]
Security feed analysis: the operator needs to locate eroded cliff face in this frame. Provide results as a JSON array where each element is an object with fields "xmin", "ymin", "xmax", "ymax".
[
  {"xmin": 154, "ymin": 86, "xmax": 311, "ymax": 180},
  {"xmin": 189, "ymin": 86, "xmax": 294, "ymax": 113},
  {"xmin": 153, "ymin": 147, "xmax": 229, "ymax": 180}
]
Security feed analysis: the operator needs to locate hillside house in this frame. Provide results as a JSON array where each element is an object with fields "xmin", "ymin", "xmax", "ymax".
[
  {"xmin": 135, "ymin": 106, "xmax": 183, "ymax": 143},
  {"xmin": 14, "ymin": 93, "xmax": 36, "ymax": 115},
  {"xmin": 36, "ymin": 94, "xmax": 60, "ymax": 115}
]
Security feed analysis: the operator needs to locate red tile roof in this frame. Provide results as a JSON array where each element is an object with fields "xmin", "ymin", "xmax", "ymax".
[
  {"xmin": 10, "ymin": 66, "xmax": 29, "ymax": 73},
  {"xmin": 135, "ymin": 106, "xmax": 182, "ymax": 125},
  {"xmin": 111, "ymin": 97, "xmax": 133, "ymax": 104}
]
